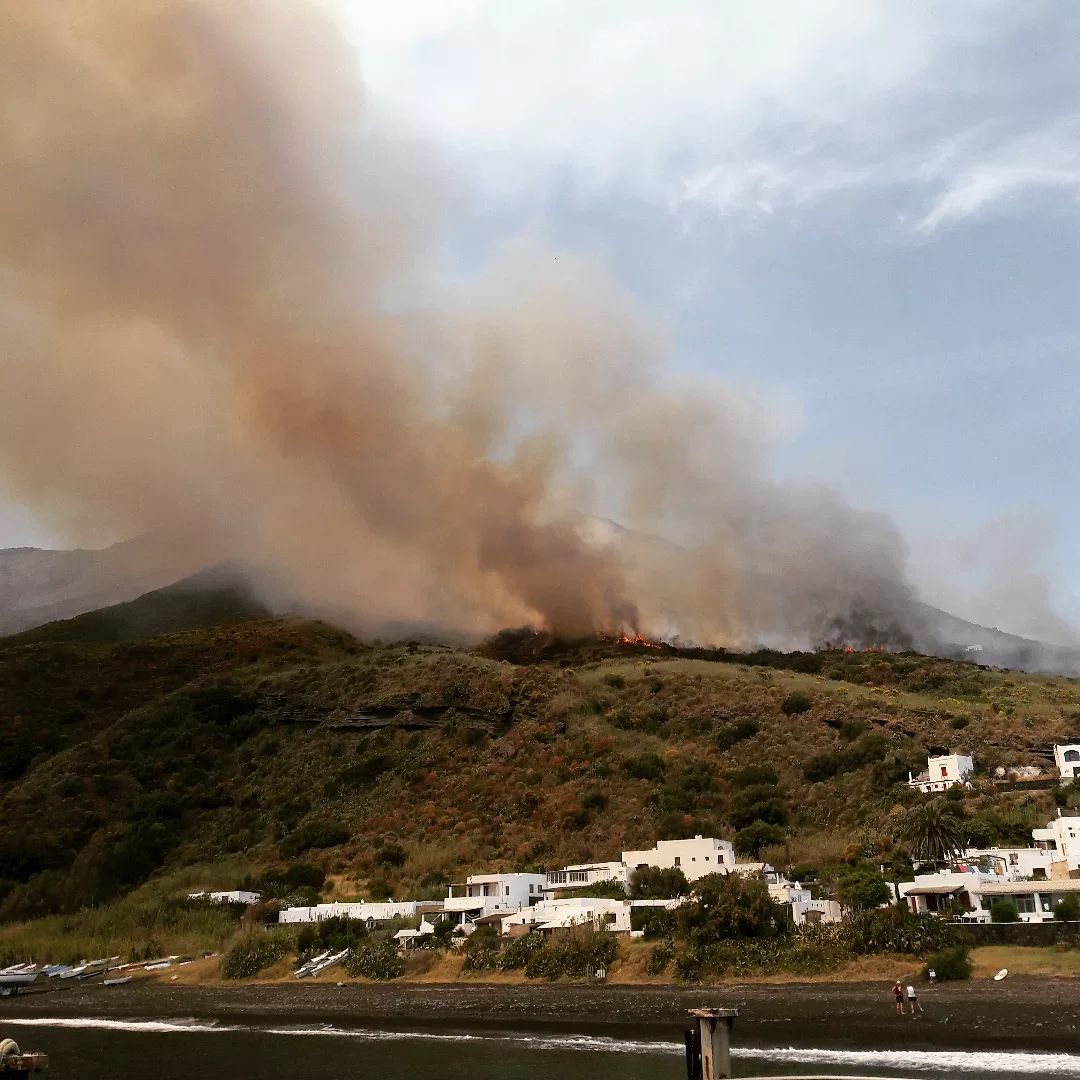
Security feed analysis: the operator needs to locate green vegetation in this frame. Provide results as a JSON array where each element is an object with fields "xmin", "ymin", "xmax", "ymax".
[
  {"xmin": 223, "ymin": 933, "xmax": 290, "ymax": 979},
  {"xmin": 343, "ymin": 939, "xmax": 406, "ymax": 980},
  {"xmin": 1054, "ymin": 896, "xmax": 1080, "ymax": 921},
  {"xmin": 897, "ymin": 802, "xmax": 965, "ymax": 866},
  {"xmin": 925, "ymin": 943, "xmax": 973, "ymax": 981},
  {"xmin": 463, "ymin": 927, "xmax": 618, "ymax": 979},
  {"xmin": 2, "ymin": 594, "xmax": 1079, "ymax": 959},
  {"xmin": 629, "ymin": 866, "xmax": 688, "ymax": 899},
  {"xmin": 990, "ymin": 899, "xmax": 1020, "ymax": 923}
]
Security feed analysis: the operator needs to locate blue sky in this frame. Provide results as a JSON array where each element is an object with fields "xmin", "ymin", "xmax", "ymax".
[{"xmin": 4, "ymin": 0, "xmax": 1077, "ymax": 640}]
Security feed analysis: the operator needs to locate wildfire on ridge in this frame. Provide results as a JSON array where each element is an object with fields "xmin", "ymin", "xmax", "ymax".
[
  {"xmin": 843, "ymin": 643, "xmax": 889, "ymax": 653},
  {"xmin": 597, "ymin": 630, "xmax": 665, "ymax": 651}
]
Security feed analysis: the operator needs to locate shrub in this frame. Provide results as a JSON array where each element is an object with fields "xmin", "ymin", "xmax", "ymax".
[
  {"xmin": 631, "ymin": 906, "xmax": 677, "ymax": 938},
  {"xmin": 629, "ymin": 866, "xmax": 688, "ymax": 899},
  {"xmin": 731, "ymin": 765, "xmax": 778, "ymax": 788},
  {"xmin": 715, "ymin": 719, "xmax": 759, "ymax": 750},
  {"xmin": 222, "ymin": 935, "xmax": 289, "ymax": 979},
  {"xmin": 344, "ymin": 939, "xmax": 405, "ymax": 980},
  {"xmin": 990, "ymin": 899, "xmax": 1019, "ymax": 924},
  {"xmin": 677, "ymin": 874, "xmax": 789, "ymax": 945},
  {"xmin": 282, "ymin": 863, "xmax": 325, "ymax": 890},
  {"xmin": 374, "ymin": 843, "xmax": 407, "ymax": 868},
  {"xmin": 841, "ymin": 907, "xmax": 956, "ymax": 955},
  {"xmin": 603, "ymin": 673, "xmax": 626, "ymax": 689},
  {"xmin": 731, "ymin": 786, "xmax": 788, "ymax": 829},
  {"xmin": 803, "ymin": 752, "xmax": 845, "ymax": 783},
  {"xmin": 925, "ymin": 943, "xmax": 971, "ymax": 981},
  {"xmin": 735, "ymin": 820, "xmax": 784, "ymax": 855},
  {"xmin": 623, "ymin": 753, "xmax": 665, "ymax": 781},
  {"xmin": 645, "ymin": 939, "xmax": 675, "ymax": 975},
  {"xmin": 781, "ymin": 692, "xmax": 812, "ymax": 716},
  {"xmin": 280, "ymin": 820, "xmax": 349, "ymax": 858},
  {"xmin": 835, "ymin": 868, "xmax": 890, "ymax": 911},
  {"xmin": 1054, "ymin": 896, "xmax": 1080, "ymax": 921}
]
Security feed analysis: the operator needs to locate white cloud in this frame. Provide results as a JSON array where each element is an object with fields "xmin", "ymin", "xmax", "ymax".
[
  {"xmin": 333, "ymin": 1, "xmax": 1080, "ymax": 236},
  {"xmin": 914, "ymin": 122, "xmax": 1080, "ymax": 233}
]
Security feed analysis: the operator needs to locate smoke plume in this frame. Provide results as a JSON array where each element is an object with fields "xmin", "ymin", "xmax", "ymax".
[{"xmin": 0, "ymin": 0, "xmax": 916, "ymax": 646}]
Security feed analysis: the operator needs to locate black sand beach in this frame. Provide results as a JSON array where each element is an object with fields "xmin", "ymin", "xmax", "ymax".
[{"xmin": 5, "ymin": 978, "xmax": 1079, "ymax": 1053}]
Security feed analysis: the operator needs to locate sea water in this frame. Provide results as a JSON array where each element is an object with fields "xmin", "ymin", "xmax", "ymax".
[{"xmin": 6, "ymin": 1015, "xmax": 1080, "ymax": 1079}]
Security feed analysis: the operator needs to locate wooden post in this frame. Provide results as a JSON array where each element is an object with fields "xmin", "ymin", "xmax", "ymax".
[{"xmin": 687, "ymin": 1008, "xmax": 738, "ymax": 1080}]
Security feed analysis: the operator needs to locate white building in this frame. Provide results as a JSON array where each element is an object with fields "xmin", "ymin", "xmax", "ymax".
[
  {"xmin": 394, "ymin": 919, "xmax": 437, "ymax": 948},
  {"xmin": 187, "ymin": 890, "xmax": 260, "ymax": 905},
  {"xmin": 899, "ymin": 869, "xmax": 1080, "ymax": 922},
  {"xmin": 500, "ymin": 897, "xmax": 634, "ymax": 936},
  {"xmin": 544, "ymin": 836, "xmax": 737, "ymax": 896},
  {"xmin": 443, "ymin": 873, "xmax": 546, "ymax": 924},
  {"xmin": 960, "ymin": 846, "xmax": 1056, "ymax": 880},
  {"xmin": 767, "ymin": 880, "xmax": 842, "ymax": 925},
  {"xmin": 1054, "ymin": 744, "xmax": 1080, "ymax": 782},
  {"xmin": 543, "ymin": 862, "xmax": 628, "ymax": 896},
  {"xmin": 1032, "ymin": 813, "xmax": 1080, "ymax": 875},
  {"xmin": 621, "ymin": 835, "xmax": 735, "ymax": 882},
  {"xmin": 908, "ymin": 752, "xmax": 974, "ymax": 793},
  {"xmin": 278, "ymin": 901, "xmax": 418, "ymax": 925}
]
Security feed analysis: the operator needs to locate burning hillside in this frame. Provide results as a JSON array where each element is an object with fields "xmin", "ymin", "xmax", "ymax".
[{"xmin": 0, "ymin": 0, "xmax": 976, "ymax": 653}]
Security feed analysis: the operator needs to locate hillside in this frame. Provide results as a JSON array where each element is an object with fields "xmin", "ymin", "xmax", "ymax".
[
  {"xmin": 2, "ymin": 606, "xmax": 1079, "ymax": 929},
  {"xmin": 0, "ymin": 535, "xmax": 210, "ymax": 636},
  {"xmin": 2, "ymin": 564, "xmax": 268, "ymax": 648}
]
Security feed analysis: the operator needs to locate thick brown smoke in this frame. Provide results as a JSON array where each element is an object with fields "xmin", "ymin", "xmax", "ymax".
[{"xmin": 0, "ymin": 0, "xmax": 915, "ymax": 645}]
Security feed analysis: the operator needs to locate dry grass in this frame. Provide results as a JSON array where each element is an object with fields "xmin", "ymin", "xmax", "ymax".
[{"xmin": 970, "ymin": 945, "xmax": 1080, "ymax": 979}]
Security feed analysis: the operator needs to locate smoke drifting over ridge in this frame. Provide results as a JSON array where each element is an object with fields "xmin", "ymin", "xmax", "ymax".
[{"xmin": 0, "ymin": 0, "xmax": 915, "ymax": 646}]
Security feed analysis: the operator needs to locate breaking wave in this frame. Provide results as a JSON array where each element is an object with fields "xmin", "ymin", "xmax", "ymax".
[{"xmin": 8, "ymin": 1017, "xmax": 1080, "ymax": 1074}]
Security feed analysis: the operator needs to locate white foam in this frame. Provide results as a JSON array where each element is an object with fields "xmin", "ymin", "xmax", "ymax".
[
  {"xmin": 736, "ymin": 1045, "xmax": 1080, "ymax": 1076},
  {"xmin": 8, "ymin": 1017, "xmax": 1080, "ymax": 1074},
  {"xmin": 6, "ymin": 1017, "xmax": 222, "ymax": 1035}
]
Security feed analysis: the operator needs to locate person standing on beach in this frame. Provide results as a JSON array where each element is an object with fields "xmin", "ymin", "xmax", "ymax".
[
  {"xmin": 906, "ymin": 984, "xmax": 924, "ymax": 1016},
  {"xmin": 893, "ymin": 981, "xmax": 905, "ymax": 1015}
]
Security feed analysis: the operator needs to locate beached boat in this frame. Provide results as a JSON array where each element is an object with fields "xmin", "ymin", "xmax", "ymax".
[
  {"xmin": 102, "ymin": 976, "xmax": 133, "ymax": 987},
  {"xmin": 0, "ymin": 972, "xmax": 38, "ymax": 997}
]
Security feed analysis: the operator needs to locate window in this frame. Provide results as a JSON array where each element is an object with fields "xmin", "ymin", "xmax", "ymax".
[
  {"xmin": 505, "ymin": 886, "xmax": 510, "ymax": 896},
  {"xmin": 1064, "ymin": 750, "xmax": 1080, "ymax": 763},
  {"xmin": 704, "ymin": 856, "xmax": 710, "ymax": 862},
  {"xmin": 674, "ymin": 857, "xmax": 681, "ymax": 867},
  {"xmin": 940, "ymin": 766, "xmax": 948, "ymax": 777}
]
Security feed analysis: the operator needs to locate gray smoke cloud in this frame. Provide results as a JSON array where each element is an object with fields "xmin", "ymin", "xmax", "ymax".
[{"xmin": 0, "ymin": 0, "xmax": 917, "ymax": 647}]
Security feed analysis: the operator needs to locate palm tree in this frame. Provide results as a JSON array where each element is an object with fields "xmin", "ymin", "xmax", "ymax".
[{"xmin": 896, "ymin": 800, "xmax": 964, "ymax": 867}]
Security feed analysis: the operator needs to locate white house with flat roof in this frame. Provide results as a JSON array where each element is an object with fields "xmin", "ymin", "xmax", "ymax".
[
  {"xmin": 278, "ymin": 900, "xmax": 418, "ymax": 925},
  {"xmin": 621, "ymin": 835, "xmax": 735, "ymax": 881},
  {"xmin": 500, "ymin": 897, "xmax": 634, "ymax": 936},
  {"xmin": 908, "ymin": 753, "xmax": 974, "ymax": 793},
  {"xmin": 543, "ymin": 861, "xmax": 628, "ymax": 895},
  {"xmin": 900, "ymin": 866, "xmax": 1080, "ymax": 922},
  {"xmin": 960, "ymin": 846, "xmax": 1056, "ymax": 880},
  {"xmin": 187, "ymin": 890, "xmax": 260, "ymax": 905},
  {"xmin": 1054, "ymin": 744, "xmax": 1080, "ymax": 782},
  {"xmin": 1032, "ymin": 813, "xmax": 1080, "ymax": 875},
  {"xmin": 443, "ymin": 873, "xmax": 545, "ymax": 924}
]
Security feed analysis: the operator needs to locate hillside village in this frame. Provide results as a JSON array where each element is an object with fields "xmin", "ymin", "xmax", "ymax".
[
  {"xmin": 3, "ymin": 610, "xmax": 1080, "ymax": 979},
  {"xmin": 198, "ymin": 741, "xmax": 1080, "ymax": 950}
]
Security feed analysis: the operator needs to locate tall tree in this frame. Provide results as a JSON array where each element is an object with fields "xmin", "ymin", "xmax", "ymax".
[{"xmin": 897, "ymin": 801, "xmax": 964, "ymax": 866}]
